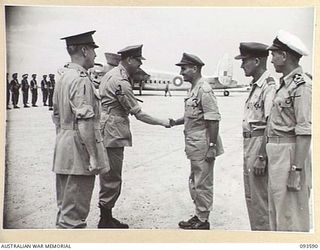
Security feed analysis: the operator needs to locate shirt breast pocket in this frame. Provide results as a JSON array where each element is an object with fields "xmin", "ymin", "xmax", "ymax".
[
  {"xmin": 185, "ymin": 98, "xmax": 201, "ymax": 118},
  {"xmin": 279, "ymin": 99, "xmax": 293, "ymax": 109}
]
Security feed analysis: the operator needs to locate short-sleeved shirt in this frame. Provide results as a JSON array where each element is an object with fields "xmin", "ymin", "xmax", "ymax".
[
  {"xmin": 99, "ymin": 64, "xmax": 141, "ymax": 147},
  {"xmin": 10, "ymin": 79, "xmax": 20, "ymax": 92},
  {"xmin": 184, "ymin": 78, "xmax": 221, "ymax": 160},
  {"xmin": 243, "ymin": 71, "xmax": 276, "ymax": 132},
  {"xmin": 21, "ymin": 79, "xmax": 29, "ymax": 92},
  {"xmin": 267, "ymin": 66, "xmax": 312, "ymax": 137},
  {"xmin": 30, "ymin": 79, "xmax": 38, "ymax": 90},
  {"xmin": 52, "ymin": 62, "xmax": 108, "ymax": 175}
]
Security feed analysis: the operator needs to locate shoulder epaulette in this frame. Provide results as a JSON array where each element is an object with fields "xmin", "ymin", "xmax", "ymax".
[
  {"xmin": 293, "ymin": 74, "xmax": 306, "ymax": 87},
  {"xmin": 201, "ymin": 81, "xmax": 212, "ymax": 92},
  {"xmin": 57, "ymin": 68, "xmax": 66, "ymax": 76},
  {"xmin": 266, "ymin": 76, "xmax": 275, "ymax": 85}
]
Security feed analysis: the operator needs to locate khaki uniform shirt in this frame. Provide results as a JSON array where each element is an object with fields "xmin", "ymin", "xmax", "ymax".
[
  {"xmin": 243, "ymin": 71, "xmax": 276, "ymax": 132},
  {"xmin": 267, "ymin": 67, "xmax": 312, "ymax": 137},
  {"xmin": 99, "ymin": 64, "xmax": 141, "ymax": 147},
  {"xmin": 184, "ymin": 78, "xmax": 223, "ymax": 160},
  {"xmin": 52, "ymin": 63, "xmax": 108, "ymax": 175}
]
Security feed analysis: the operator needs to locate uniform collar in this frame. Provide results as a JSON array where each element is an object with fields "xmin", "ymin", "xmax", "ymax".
[
  {"xmin": 281, "ymin": 66, "xmax": 303, "ymax": 87},
  {"xmin": 251, "ymin": 70, "xmax": 269, "ymax": 88},
  {"xmin": 117, "ymin": 64, "xmax": 130, "ymax": 80},
  {"xmin": 189, "ymin": 77, "xmax": 204, "ymax": 96}
]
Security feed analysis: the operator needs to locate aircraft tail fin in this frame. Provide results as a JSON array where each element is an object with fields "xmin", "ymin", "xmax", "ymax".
[{"xmin": 217, "ymin": 53, "xmax": 233, "ymax": 86}]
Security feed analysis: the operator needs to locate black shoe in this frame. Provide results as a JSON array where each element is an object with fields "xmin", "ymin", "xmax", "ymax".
[
  {"xmin": 14, "ymin": 106, "xmax": 20, "ymax": 109},
  {"xmin": 185, "ymin": 220, "xmax": 210, "ymax": 230},
  {"xmin": 7, "ymin": 107, "xmax": 11, "ymax": 110},
  {"xmin": 178, "ymin": 215, "xmax": 200, "ymax": 229},
  {"xmin": 32, "ymin": 104, "xmax": 38, "ymax": 107},
  {"xmin": 111, "ymin": 217, "xmax": 129, "ymax": 229},
  {"xmin": 24, "ymin": 105, "xmax": 30, "ymax": 108},
  {"xmin": 44, "ymin": 103, "xmax": 48, "ymax": 106},
  {"xmin": 98, "ymin": 217, "xmax": 115, "ymax": 228},
  {"xmin": 49, "ymin": 107, "xmax": 53, "ymax": 111},
  {"xmin": 179, "ymin": 216, "xmax": 210, "ymax": 230}
]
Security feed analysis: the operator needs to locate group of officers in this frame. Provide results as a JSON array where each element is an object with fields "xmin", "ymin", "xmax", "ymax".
[
  {"xmin": 52, "ymin": 29, "xmax": 311, "ymax": 232},
  {"xmin": 6, "ymin": 72, "xmax": 56, "ymax": 110}
]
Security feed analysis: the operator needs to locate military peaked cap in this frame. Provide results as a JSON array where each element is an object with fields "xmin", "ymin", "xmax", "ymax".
[
  {"xmin": 105, "ymin": 52, "xmax": 121, "ymax": 66},
  {"xmin": 175, "ymin": 53, "xmax": 205, "ymax": 66},
  {"xmin": 267, "ymin": 30, "xmax": 309, "ymax": 57},
  {"xmin": 117, "ymin": 44, "xmax": 145, "ymax": 60},
  {"xmin": 22, "ymin": 74, "xmax": 28, "ymax": 78},
  {"xmin": 234, "ymin": 42, "xmax": 269, "ymax": 59},
  {"xmin": 60, "ymin": 30, "xmax": 99, "ymax": 48}
]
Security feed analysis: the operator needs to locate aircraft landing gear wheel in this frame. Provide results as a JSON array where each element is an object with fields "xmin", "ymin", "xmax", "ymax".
[{"xmin": 223, "ymin": 90, "xmax": 230, "ymax": 96}]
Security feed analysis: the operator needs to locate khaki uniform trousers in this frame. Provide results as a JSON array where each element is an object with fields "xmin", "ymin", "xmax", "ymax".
[
  {"xmin": 266, "ymin": 142, "xmax": 311, "ymax": 231},
  {"xmin": 56, "ymin": 174, "xmax": 95, "ymax": 228},
  {"xmin": 99, "ymin": 147, "xmax": 124, "ymax": 208},
  {"xmin": 189, "ymin": 158, "xmax": 214, "ymax": 221},
  {"xmin": 243, "ymin": 136, "xmax": 269, "ymax": 231}
]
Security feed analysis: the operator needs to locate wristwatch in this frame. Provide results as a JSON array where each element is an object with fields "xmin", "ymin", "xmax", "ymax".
[
  {"xmin": 291, "ymin": 165, "xmax": 302, "ymax": 171},
  {"xmin": 209, "ymin": 142, "xmax": 216, "ymax": 148}
]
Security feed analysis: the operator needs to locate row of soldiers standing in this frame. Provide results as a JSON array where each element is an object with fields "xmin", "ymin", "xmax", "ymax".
[{"xmin": 6, "ymin": 73, "xmax": 55, "ymax": 110}]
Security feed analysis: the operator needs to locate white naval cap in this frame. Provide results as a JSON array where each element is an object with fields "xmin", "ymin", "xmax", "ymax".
[{"xmin": 268, "ymin": 29, "xmax": 309, "ymax": 57}]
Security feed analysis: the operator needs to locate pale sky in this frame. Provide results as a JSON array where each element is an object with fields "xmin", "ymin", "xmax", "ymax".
[{"xmin": 5, "ymin": 6, "xmax": 315, "ymax": 84}]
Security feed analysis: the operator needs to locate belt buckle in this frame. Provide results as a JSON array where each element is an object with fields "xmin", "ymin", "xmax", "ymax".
[{"xmin": 245, "ymin": 132, "xmax": 251, "ymax": 138}]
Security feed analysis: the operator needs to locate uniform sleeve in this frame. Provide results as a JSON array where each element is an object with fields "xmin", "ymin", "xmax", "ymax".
[
  {"xmin": 294, "ymin": 84, "xmax": 312, "ymax": 135},
  {"xmin": 69, "ymin": 76, "xmax": 95, "ymax": 120},
  {"xmin": 52, "ymin": 82, "xmax": 60, "ymax": 127},
  {"xmin": 116, "ymin": 79, "xmax": 141, "ymax": 115},
  {"xmin": 262, "ymin": 84, "xmax": 276, "ymax": 119},
  {"xmin": 201, "ymin": 89, "xmax": 221, "ymax": 121}
]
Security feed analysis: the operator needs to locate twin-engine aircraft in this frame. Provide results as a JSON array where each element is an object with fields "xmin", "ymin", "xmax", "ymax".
[{"xmin": 132, "ymin": 53, "xmax": 248, "ymax": 96}]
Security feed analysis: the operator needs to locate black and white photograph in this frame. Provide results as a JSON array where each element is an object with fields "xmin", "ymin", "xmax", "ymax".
[{"xmin": 2, "ymin": 3, "xmax": 317, "ymax": 241}]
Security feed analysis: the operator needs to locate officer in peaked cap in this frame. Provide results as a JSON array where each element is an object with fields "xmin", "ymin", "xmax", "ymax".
[
  {"xmin": 41, "ymin": 74, "xmax": 48, "ymax": 106},
  {"xmin": 48, "ymin": 74, "xmax": 55, "ymax": 111},
  {"xmin": 6, "ymin": 73, "xmax": 11, "ymax": 109},
  {"xmin": 30, "ymin": 73, "xmax": 38, "ymax": 107},
  {"xmin": 52, "ymin": 30, "xmax": 109, "ymax": 229},
  {"xmin": 117, "ymin": 44, "xmax": 145, "ymax": 60},
  {"xmin": 21, "ymin": 74, "xmax": 30, "ymax": 108},
  {"xmin": 10, "ymin": 73, "xmax": 20, "ymax": 108},
  {"xmin": 235, "ymin": 42, "xmax": 276, "ymax": 231},
  {"xmin": 60, "ymin": 30, "xmax": 99, "ymax": 48},
  {"xmin": 175, "ymin": 52, "xmax": 205, "ymax": 67},
  {"xmin": 267, "ymin": 29, "xmax": 309, "ymax": 59},
  {"xmin": 266, "ymin": 30, "xmax": 312, "ymax": 232},
  {"xmin": 98, "ymin": 45, "xmax": 170, "ymax": 229},
  {"xmin": 234, "ymin": 42, "xmax": 269, "ymax": 60},
  {"xmin": 170, "ymin": 52, "xmax": 223, "ymax": 230}
]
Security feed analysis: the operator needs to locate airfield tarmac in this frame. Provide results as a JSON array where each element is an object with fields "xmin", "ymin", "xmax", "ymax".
[{"xmin": 3, "ymin": 90, "xmax": 251, "ymax": 230}]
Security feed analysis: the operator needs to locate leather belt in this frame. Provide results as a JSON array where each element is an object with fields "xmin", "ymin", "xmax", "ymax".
[
  {"xmin": 243, "ymin": 130, "xmax": 265, "ymax": 138},
  {"xmin": 267, "ymin": 137, "xmax": 296, "ymax": 143}
]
